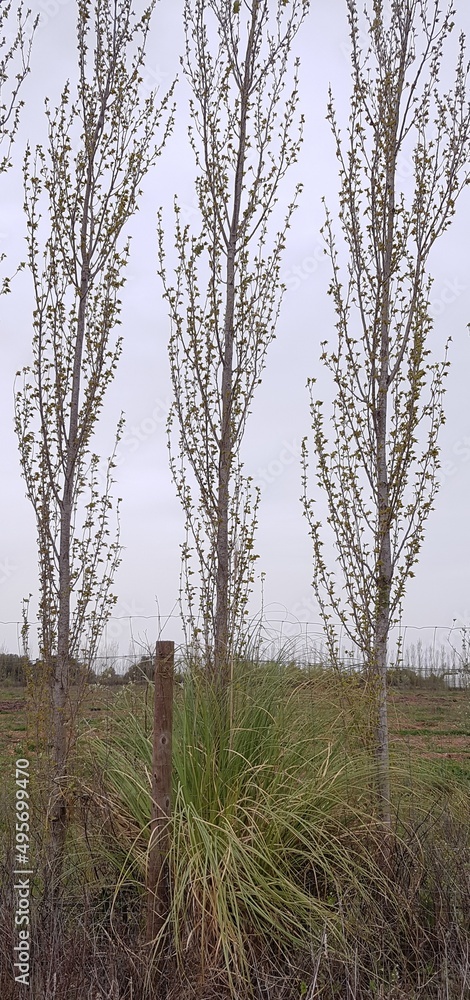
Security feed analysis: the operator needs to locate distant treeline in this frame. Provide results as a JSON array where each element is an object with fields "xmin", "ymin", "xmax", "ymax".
[
  {"xmin": 0, "ymin": 653, "xmax": 155, "ymax": 687},
  {"xmin": 1, "ymin": 651, "xmax": 467, "ymax": 689}
]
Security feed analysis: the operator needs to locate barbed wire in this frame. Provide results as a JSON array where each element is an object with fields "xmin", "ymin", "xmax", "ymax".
[
  {"xmin": 2, "ymin": 613, "xmax": 470, "ymax": 684},
  {"xmin": 1, "ymin": 614, "xmax": 469, "ymax": 629}
]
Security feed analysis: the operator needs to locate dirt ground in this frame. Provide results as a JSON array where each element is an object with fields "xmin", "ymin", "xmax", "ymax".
[
  {"xmin": 388, "ymin": 687, "xmax": 470, "ymax": 766},
  {"xmin": 0, "ymin": 682, "xmax": 469, "ymax": 770}
]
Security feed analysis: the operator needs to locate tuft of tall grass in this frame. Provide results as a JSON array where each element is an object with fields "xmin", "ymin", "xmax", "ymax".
[
  {"xmin": 78, "ymin": 662, "xmax": 418, "ymax": 995},
  {"xmin": 4, "ymin": 658, "xmax": 468, "ymax": 997}
]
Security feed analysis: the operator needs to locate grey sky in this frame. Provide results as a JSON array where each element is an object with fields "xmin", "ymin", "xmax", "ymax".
[{"xmin": 1, "ymin": 0, "xmax": 470, "ymax": 662}]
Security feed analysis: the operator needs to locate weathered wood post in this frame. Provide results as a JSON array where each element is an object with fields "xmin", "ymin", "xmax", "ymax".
[{"xmin": 146, "ymin": 640, "xmax": 174, "ymax": 944}]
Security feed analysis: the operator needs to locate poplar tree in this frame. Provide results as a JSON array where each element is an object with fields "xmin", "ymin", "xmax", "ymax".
[
  {"xmin": 159, "ymin": 0, "xmax": 308, "ymax": 684},
  {"xmin": 15, "ymin": 0, "xmax": 173, "ymax": 880},
  {"xmin": 302, "ymin": 0, "xmax": 470, "ymax": 828}
]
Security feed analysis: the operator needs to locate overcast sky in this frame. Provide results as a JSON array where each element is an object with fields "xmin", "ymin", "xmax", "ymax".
[{"xmin": 1, "ymin": 0, "xmax": 470, "ymax": 664}]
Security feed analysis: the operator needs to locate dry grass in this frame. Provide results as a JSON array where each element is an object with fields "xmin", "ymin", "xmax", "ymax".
[{"xmin": 0, "ymin": 664, "xmax": 469, "ymax": 998}]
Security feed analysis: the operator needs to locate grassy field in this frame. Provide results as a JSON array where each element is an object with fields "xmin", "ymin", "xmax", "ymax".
[
  {"xmin": 1, "ymin": 670, "xmax": 469, "ymax": 999},
  {"xmin": 1, "ymin": 678, "xmax": 470, "ymax": 766},
  {"xmin": 389, "ymin": 687, "xmax": 470, "ymax": 769}
]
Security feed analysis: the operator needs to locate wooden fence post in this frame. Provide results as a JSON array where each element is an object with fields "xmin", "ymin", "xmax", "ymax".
[{"xmin": 146, "ymin": 640, "xmax": 174, "ymax": 944}]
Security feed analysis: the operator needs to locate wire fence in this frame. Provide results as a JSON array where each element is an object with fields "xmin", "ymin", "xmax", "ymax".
[{"xmin": 1, "ymin": 611, "xmax": 469, "ymax": 688}]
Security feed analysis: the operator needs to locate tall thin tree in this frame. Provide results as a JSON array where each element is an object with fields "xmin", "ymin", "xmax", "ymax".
[
  {"xmin": 159, "ymin": 0, "xmax": 308, "ymax": 684},
  {"xmin": 302, "ymin": 0, "xmax": 470, "ymax": 828},
  {"xmin": 15, "ymin": 0, "xmax": 173, "ymax": 881}
]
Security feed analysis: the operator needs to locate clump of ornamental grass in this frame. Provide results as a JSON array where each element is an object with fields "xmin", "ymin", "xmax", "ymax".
[
  {"xmin": 70, "ymin": 658, "xmax": 470, "ymax": 998},
  {"xmin": 5, "ymin": 657, "xmax": 468, "ymax": 998},
  {"xmin": 75, "ymin": 662, "xmax": 411, "ymax": 995}
]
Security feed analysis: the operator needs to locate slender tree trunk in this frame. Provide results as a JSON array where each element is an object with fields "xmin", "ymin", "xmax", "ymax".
[
  {"xmin": 214, "ymin": 18, "xmax": 255, "ymax": 684},
  {"xmin": 373, "ymin": 380, "xmax": 392, "ymax": 828},
  {"xmin": 214, "ymin": 250, "xmax": 235, "ymax": 686},
  {"xmin": 50, "ymin": 508, "xmax": 71, "ymax": 875},
  {"xmin": 373, "ymin": 93, "xmax": 399, "ymax": 830},
  {"xmin": 373, "ymin": 529, "xmax": 392, "ymax": 829},
  {"xmin": 146, "ymin": 641, "xmax": 174, "ymax": 946},
  {"xmin": 374, "ymin": 363, "xmax": 392, "ymax": 829},
  {"xmin": 50, "ymin": 267, "xmax": 89, "ymax": 877}
]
